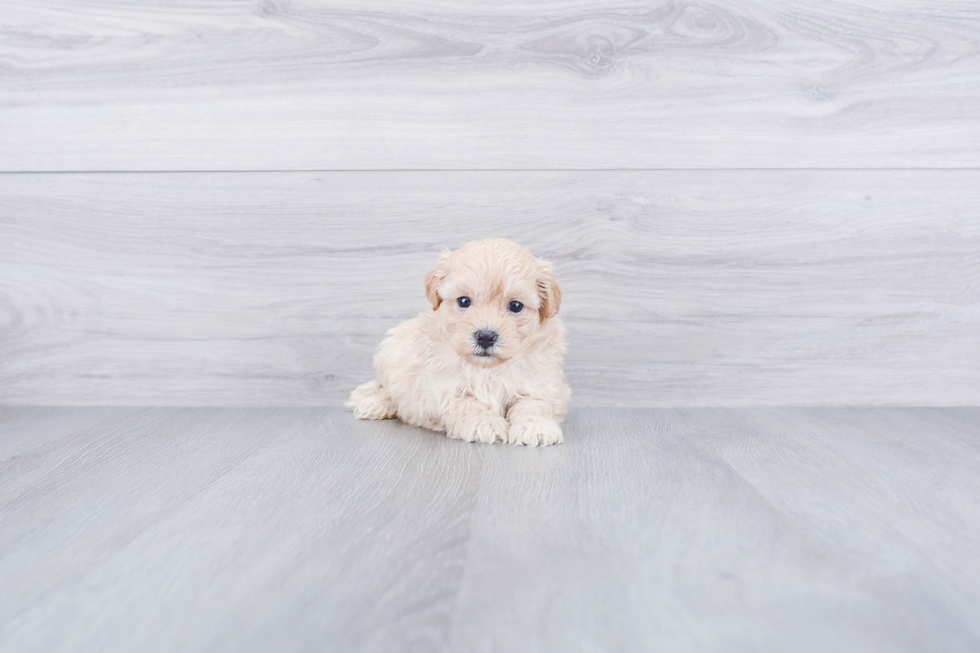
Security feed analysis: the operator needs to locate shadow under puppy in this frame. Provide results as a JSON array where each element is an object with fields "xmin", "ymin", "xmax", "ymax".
[{"xmin": 347, "ymin": 238, "xmax": 570, "ymax": 446}]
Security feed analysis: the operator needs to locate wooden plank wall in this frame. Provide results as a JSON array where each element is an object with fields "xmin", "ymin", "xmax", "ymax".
[{"xmin": 1, "ymin": 1, "xmax": 978, "ymax": 406}]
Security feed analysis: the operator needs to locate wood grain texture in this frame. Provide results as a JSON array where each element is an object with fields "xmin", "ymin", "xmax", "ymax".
[
  {"xmin": 2, "ymin": 170, "xmax": 978, "ymax": 406},
  {"xmin": 2, "ymin": 0, "xmax": 980, "ymax": 170},
  {"xmin": 1, "ymin": 407, "xmax": 979, "ymax": 652}
]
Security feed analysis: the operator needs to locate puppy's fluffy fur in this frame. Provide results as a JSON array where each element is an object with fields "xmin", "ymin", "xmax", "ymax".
[{"xmin": 347, "ymin": 239, "xmax": 570, "ymax": 446}]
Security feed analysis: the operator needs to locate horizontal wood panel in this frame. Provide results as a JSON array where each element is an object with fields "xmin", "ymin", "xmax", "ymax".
[
  {"xmin": 2, "ymin": 0, "xmax": 980, "ymax": 171},
  {"xmin": 1, "ymin": 170, "xmax": 978, "ymax": 406}
]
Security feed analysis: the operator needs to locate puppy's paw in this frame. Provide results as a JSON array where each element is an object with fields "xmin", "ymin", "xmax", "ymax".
[
  {"xmin": 507, "ymin": 419, "xmax": 563, "ymax": 447},
  {"xmin": 346, "ymin": 381, "xmax": 397, "ymax": 420},
  {"xmin": 450, "ymin": 412, "xmax": 508, "ymax": 444}
]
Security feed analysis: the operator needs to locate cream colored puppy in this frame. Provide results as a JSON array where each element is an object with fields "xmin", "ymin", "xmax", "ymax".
[{"xmin": 347, "ymin": 238, "xmax": 570, "ymax": 446}]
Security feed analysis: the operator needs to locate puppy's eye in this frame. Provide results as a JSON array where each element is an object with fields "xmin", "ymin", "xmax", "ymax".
[
  {"xmin": 457, "ymin": 297, "xmax": 471, "ymax": 308},
  {"xmin": 508, "ymin": 301, "xmax": 524, "ymax": 313}
]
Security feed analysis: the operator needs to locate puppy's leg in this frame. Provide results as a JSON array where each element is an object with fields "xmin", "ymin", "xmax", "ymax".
[
  {"xmin": 346, "ymin": 380, "xmax": 397, "ymax": 420},
  {"xmin": 506, "ymin": 398, "xmax": 563, "ymax": 447},
  {"xmin": 444, "ymin": 398, "xmax": 508, "ymax": 444}
]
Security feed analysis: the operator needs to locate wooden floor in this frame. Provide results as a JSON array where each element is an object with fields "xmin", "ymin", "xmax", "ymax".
[{"xmin": 2, "ymin": 407, "xmax": 978, "ymax": 652}]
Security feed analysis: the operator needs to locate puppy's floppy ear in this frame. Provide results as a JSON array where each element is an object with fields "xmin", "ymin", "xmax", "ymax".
[
  {"xmin": 424, "ymin": 252, "xmax": 450, "ymax": 310},
  {"xmin": 537, "ymin": 262, "xmax": 562, "ymax": 320}
]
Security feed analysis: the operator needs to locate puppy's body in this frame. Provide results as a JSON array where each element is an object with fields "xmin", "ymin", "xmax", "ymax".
[{"xmin": 347, "ymin": 239, "xmax": 570, "ymax": 446}]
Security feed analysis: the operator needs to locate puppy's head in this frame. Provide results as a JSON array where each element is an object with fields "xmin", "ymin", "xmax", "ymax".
[{"xmin": 424, "ymin": 239, "xmax": 562, "ymax": 368}]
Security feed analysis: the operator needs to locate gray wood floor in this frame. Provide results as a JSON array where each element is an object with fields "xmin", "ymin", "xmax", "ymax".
[{"xmin": 2, "ymin": 407, "xmax": 979, "ymax": 652}]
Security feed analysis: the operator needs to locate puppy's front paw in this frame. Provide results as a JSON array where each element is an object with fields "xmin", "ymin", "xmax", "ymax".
[
  {"xmin": 450, "ymin": 412, "xmax": 508, "ymax": 444},
  {"xmin": 507, "ymin": 419, "xmax": 563, "ymax": 447},
  {"xmin": 346, "ymin": 381, "xmax": 397, "ymax": 420}
]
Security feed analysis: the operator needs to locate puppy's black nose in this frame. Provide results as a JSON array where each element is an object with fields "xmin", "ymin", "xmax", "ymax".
[{"xmin": 474, "ymin": 330, "xmax": 498, "ymax": 349}]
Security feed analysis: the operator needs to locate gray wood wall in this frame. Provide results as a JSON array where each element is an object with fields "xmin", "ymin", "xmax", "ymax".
[{"xmin": 1, "ymin": 1, "xmax": 978, "ymax": 406}]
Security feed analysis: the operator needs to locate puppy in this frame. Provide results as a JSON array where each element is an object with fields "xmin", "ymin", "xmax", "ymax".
[{"xmin": 347, "ymin": 238, "xmax": 570, "ymax": 446}]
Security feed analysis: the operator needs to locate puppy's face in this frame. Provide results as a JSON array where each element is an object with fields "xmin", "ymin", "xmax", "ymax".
[{"xmin": 424, "ymin": 239, "xmax": 562, "ymax": 368}]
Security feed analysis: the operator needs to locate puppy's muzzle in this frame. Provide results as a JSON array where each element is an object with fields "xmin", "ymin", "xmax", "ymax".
[{"xmin": 473, "ymin": 329, "xmax": 498, "ymax": 352}]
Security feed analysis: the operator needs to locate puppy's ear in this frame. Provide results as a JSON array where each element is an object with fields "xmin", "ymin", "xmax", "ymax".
[
  {"xmin": 537, "ymin": 263, "xmax": 562, "ymax": 320},
  {"xmin": 424, "ymin": 254, "xmax": 449, "ymax": 310}
]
